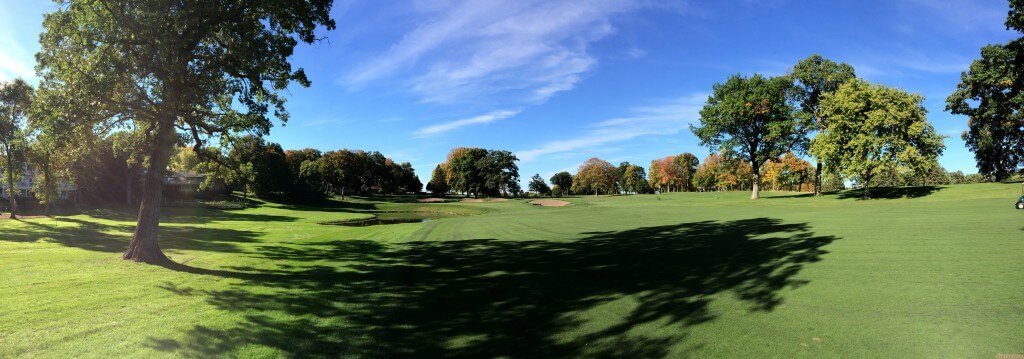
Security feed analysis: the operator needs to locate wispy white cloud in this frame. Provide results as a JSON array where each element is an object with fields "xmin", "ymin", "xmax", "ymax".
[
  {"xmin": 894, "ymin": 59, "xmax": 970, "ymax": 74},
  {"xmin": 415, "ymin": 109, "xmax": 519, "ymax": 137},
  {"xmin": 516, "ymin": 93, "xmax": 706, "ymax": 162},
  {"xmin": 850, "ymin": 52, "xmax": 969, "ymax": 79},
  {"xmin": 297, "ymin": 117, "xmax": 344, "ymax": 128},
  {"xmin": 900, "ymin": 0, "xmax": 1005, "ymax": 33},
  {"xmin": 344, "ymin": 0, "xmax": 645, "ymax": 104},
  {"xmin": 624, "ymin": 47, "xmax": 647, "ymax": 59}
]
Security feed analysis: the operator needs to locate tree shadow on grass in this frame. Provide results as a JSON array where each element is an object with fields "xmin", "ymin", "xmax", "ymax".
[
  {"xmin": 149, "ymin": 217, "xmax": 838, "ymax": 358},
  {"xmin": 761, "ymin": 192, "xmax": 816, "ymax": 200},
  {"xmin": 75, "ymin": 207, "xmax": 299, "ymax": 225},
  {"xmin": 0, "ymin": 217, "xmax": 262, "ymax": 254},
  {"xmin": 836, "ymin": 186, "xmax": 943, "ymax": 200},
  {"xmin": 275, "ymin": 199, "xmax": 379, "ymax": 214}
]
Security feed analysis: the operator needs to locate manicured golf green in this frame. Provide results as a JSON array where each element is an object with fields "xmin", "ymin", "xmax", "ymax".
[{"xmin": 1, "ymin": 183, "xmax": 1022, "ymax": 358}]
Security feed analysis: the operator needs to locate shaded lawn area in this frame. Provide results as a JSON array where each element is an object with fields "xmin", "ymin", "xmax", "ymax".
[{"xmin": 151, "ymin": 218, "xmax": 834, "ymax": 358}]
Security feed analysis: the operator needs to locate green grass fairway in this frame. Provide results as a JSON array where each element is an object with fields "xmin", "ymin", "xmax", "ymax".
[{"xmin": 2, "ymin": 184, "xmax": 1023, "ymax": 358}]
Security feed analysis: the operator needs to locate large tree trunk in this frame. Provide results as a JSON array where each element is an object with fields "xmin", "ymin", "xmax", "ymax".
[
  {"xmin": 814, "ymin": 162, "xmax": 823, "ymax": 196},
  {"xmin": 122, "ymin": 116, "xmax": 175, "ymax": 264},
  {"xmin": 861, "ymin": 170, "xmax": 873, "ymax": 199},
  {"xmin": 751, "ymin": 163, "xmax": 761, "ymax": 199}
]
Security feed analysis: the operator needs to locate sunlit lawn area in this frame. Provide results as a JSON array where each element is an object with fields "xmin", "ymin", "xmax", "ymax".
[{"xmin": 1, "ymin": 183, "xmax": 1022, "ymax": 357}]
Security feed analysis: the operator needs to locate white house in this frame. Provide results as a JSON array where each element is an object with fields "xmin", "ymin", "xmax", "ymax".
[{"xmin": 0, "ymin": 164, "xmax": 78, "ymax": 201}]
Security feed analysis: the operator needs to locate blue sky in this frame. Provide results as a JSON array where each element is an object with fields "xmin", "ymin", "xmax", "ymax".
[{"xmin": 0, "ymin": 1, "xmax": 1018, "ymax": 185}]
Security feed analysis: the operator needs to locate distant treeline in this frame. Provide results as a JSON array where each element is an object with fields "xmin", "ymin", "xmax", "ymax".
[
  {"xmin": 518, "ymin": 151, "xmax": 982, "ymax": 198},
  {"xmin": 172, "ymin": 135, "xmax": 422, "ymax": 201},
  {"xmin": 63, "ymin": 134, "xmax": 422, "ymax": 205}
]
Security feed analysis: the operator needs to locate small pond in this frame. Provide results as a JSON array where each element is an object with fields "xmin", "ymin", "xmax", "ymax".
[{"xmin": 319, "ymin": 212, "xmax": 460, "ymax": 227}]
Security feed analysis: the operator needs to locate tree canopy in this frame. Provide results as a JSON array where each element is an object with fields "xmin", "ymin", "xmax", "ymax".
[
  {"xmin": 812, "ymin": 79, "xmax": 945, "ymax": 198},
  {"xmin": 692, "ymin": 74, "xmax": 801, "ymax": 199},
  {"xmin": 571, "ymin": 158, "xmax": 617, "ymax": 196},
  {"xmin": 549, "ymin": 171, "xmax": 573, "ymax": 197},
  {"xmin": 946, "ymin": 43, "xmax": 1023, "ymax": 181},
  {"xmin": 791, "ymin": 54, "xmax": 856, "ymax": 195},
  {"xmin": 528, "ymin": 174, "xmax": 551, "ymax": 196},
  {"xmin": 36, "ymin": 0, "xmax": 336, "ymax": 263},
  {"xmin": 437, "ymin": 147, "xmax": 520, "ymax": 198},
  {"xmin": 621, "ymin": 164, "xmax": 648, "ymax": 194},
  {"xmin": 426, "ymin": 165, "xmax": 450, "ymax": 195},
  {"xmin": 943, "ymin": 0, "xmax": 1024, "ymax": 181},
  {"xmin": 0, "ymin": 79, "xmax": 33, "ymax": 218},
  {"xmin": 648, "ymin": 153, "xmax": 698, "ymax": 193}
]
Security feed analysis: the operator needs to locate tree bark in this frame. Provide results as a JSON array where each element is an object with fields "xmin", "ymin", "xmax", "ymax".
[
  {"xmin": 814, "ymin": 162, "xmax": 823, "ymax": 196},
  {"xmin": 751, "ymin": 163, "xmax": 761, "ymax": 199},
  {"xmin": 122, "ymin": 115, "xmax": 175, "ymax": 264},
  {"xmin": 861, "ymin": 170, "xmax": 872, "ymax": 199}
]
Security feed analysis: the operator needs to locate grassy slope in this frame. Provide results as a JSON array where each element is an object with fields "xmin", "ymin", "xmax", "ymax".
[{"xmin": 0, "ymin": 184, "xmax": 1022, "ymax": 358}]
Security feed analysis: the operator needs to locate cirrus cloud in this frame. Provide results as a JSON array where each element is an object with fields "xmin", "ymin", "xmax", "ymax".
[
  {"xmin": 415, "ymin": 109, "xmax": 520, "ymax": 137},
  {"xmin": 516, "ymin": 93, "xmax": 707, "ymax": 162},
  {"xmin": 344, "ymin": 0, "xmax": 645, "ymax": 105}
]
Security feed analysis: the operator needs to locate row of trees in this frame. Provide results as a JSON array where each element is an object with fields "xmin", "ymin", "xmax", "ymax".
[
  {"xmin": 691, "ymin": 54, "xmax": 945, "ymax": 199},
  {"xmin": 648, "ymin": 154, "xmax": 698, "ymax": 192},
  {"xmin": 525, "ymin": 151, "xmax": 821, "ymax": 197},
  {"xmin": 426, "ymin": 147, "xmax": 520, "ymax": 197},
  {"xmin": 528, "ymin": 159, "xmax": 651, "ymax": 197},
  {"xmin": 0, "ymin": 78, "xmax": 75, "ymax": 218},
  {"xmin": 528, "ymin": 148, "xmax": 979, "ymax": 197},
  {"xmin": 172, "ymin": 136, "xmax": 422, "ymax": 201}
]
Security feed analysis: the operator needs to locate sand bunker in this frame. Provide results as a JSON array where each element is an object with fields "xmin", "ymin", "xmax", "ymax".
[
  {"xmin": 529, "ymin": 199, "xmax": 571, "ymax": 207},
  {"xmin": 417, "ymin": 198, "xmax": 448, "ymax": 203}
]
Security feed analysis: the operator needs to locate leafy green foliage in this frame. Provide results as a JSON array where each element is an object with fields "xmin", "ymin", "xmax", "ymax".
[
  {"xmin": 791, "ymin": 55, "xmax": 857, "ymax": 134},
  {"xmin": 35, "ymin": 0, "xmax": 336, "ymax": 262},
  {"xmin": 441, "ymin": 147, "xmax": 520, "ymax": 197},
  {"xmin": 791, "ymin": 54, "xmax": 856, "ymax": 195},
  {"xmin": 426, "ymin": 165, "xmax": 450, "ymax": 195},
  {"xmin": 528, "ymin": 174, "xmax": 551, "ymax": 196},
  {"xmin": 621, "ymin": 164, "xmax": 649, "ymax": 194},
  {"xmin": 226, "ymin": 136, "xmax": 290, "ymax": 198},
  {"xmin": 550, "ymin": 171, "xmax": 573, "ymax": 197},
  {"xmin": 812, "ymin": 79, "xmax": 946, "ymax": 197},
  {"xmin": 1007, "ymin": 0, "xmax": 1024, "ymax": 31},
  {"xmin": 692, "ymin": 74, "xmax": 801, "ymax": 199},
  {"xmin": 300, "ymin": 149, "xmax": 421, "ymax": 197},
  {"xmin": 0, "ymin": 79, "xmax": 33, "ymax": 217},
  {"xmin": 946, "ymin": 43, "xmax": 1024, "ymax": 181}
]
